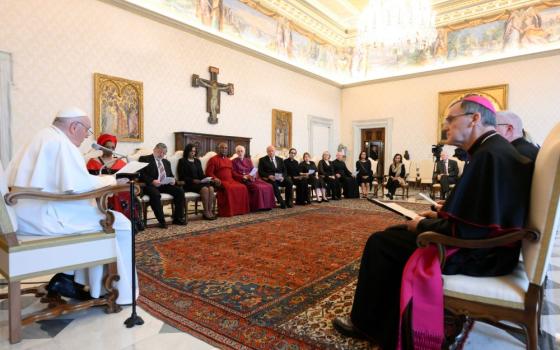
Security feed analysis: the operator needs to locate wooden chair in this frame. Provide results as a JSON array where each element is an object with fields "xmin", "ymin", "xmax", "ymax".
[
  {"xmin": 381, "ymin": 175, "xmax": 409, "ymax": 199},
  {"xmin": 0, "ymin": 171, "xmax": 129, "ymax": 343},
  {"xmin": 417, "ymin": 123, "xmax": 560, "ymax": 350}
]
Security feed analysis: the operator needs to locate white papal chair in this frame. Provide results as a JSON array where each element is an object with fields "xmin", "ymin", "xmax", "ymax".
[
  {"xmin": 0, "ymin": 166, "xmax": 128, "ymax": 344},
  {"xmin": 417, "ymin": 122, "xmax": 560, "ymax": 350}
]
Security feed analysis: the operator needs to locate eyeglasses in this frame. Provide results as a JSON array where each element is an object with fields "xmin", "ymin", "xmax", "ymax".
[
  {"xmin": 496, "ymin": 123, "xmax": 511, "ymax": 127},
  {"xmin": 444, "ymin": 112, "xmax": 474, "ymax": 124},
  {"xmin": 289, "ymin": 151, "xmax": 296, "ymax": 154},
  {"xmin": 75, "ymin": 121, "xmax": 93, "ymax": 136}
]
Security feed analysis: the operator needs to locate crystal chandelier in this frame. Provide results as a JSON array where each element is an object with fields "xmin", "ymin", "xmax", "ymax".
[{"xmin": 356, "ymin": 0, "xmax": 437, "ymax": 52}]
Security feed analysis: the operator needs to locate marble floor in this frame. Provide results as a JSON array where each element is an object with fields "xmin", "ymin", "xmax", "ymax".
[{"xmin": 1, "ymin": 194, "xmax": 559, "ymax": 350}]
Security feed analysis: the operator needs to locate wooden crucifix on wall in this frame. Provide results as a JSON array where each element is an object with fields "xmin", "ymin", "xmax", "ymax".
[{"xmin": 192, "ymin": 66, "xmax": 234, "ymax": 124}]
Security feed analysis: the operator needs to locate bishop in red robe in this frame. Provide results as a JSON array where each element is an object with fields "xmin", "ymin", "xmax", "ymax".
[{"xmin": 205, "ymin": 143, "xmax": 250, "ymax": 217}]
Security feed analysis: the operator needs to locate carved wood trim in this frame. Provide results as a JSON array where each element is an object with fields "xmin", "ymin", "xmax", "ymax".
[
  {"xmin": 417, "ymin": 229, "xmax": 540, "ymax": 249},
  {"xmin": 5, "ymin": 185, "xmax": 130, "ymax": 205},
  {"xmin": 5, "ymin": 184, "xmax": 134, "ymax": 235},
  {"xmin": 18, "ymin": 269, "xmax": 122, "ymax": 326}
]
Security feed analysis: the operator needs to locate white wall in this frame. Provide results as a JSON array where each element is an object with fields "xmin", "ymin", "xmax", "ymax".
[
  {"xmin": 0, "ymin": 0, "xmax": 340, "ymax": 158},
  {"xmin": 341, "ymin": 53, "xmax": 560, "ymax": 167}
]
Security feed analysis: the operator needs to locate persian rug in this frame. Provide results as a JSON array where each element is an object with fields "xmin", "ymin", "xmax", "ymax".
[{"xmin": 137, "ymin": 202, "xmax": 429, "ymax": 349}]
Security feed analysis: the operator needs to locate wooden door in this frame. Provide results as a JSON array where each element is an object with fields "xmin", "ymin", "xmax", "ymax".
[{"xmin": 361, "ymin": 128, "xmax": 385, "ymax": 176}]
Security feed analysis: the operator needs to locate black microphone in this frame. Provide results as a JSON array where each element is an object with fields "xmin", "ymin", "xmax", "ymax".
[{"xmin": 91, "ymin": 143, "xmax": 128, "ymax": 159}]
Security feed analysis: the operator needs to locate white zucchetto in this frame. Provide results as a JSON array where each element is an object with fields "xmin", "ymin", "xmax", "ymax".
[{"xmin": 55, "ymin": 107, "xmax": 87, "ymax": 119}]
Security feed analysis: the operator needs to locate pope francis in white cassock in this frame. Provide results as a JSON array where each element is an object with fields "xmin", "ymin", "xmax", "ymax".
[{"xmin": 6, "ymin": 107, "xmax": 136, "ymax": 305}]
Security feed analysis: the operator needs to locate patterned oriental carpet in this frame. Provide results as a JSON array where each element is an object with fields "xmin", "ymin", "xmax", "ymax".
[{"xmin": 137, "ymin": 201, "xmax": 429, "ymax": 349}]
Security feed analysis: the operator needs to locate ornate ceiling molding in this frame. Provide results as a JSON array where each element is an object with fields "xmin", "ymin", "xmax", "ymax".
[
  {"xmin": 255, "ymin": 0, "xmax": 552, "ymax": 45},
  {"xmin": 435, "ymin": 0, "xmax": 544, "ymax": 26},
  {"xmin": 257, "ymin": 0, "xmax": 348, "ymax": 46}
]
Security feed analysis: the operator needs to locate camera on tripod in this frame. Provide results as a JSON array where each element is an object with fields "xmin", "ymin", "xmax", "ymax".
[{"xmin": 431, "ymin": 144, "xmax": 443, "ymax": 159}]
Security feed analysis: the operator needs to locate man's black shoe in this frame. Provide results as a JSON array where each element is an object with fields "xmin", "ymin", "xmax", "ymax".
[
  {"xmin": 287, "ymin": 202, "xmax": 294, "ymax": 208},
  {"xmin": 332, "ymin": 316, "xmax": 367, "ymax": 339},
  {"xmin": 280, "ymin": 201, "xmax": 286, "ymax": 209},
  {"xmin": 172, "ymin": 219, "xmax": 187, "ymax": 225},
  {"xmin": 158, "ymin": 222, "xmax": 168, "ymax": 229},
  {"xmin": 47, "ymin": 273, "xmax": 92, "ymax": 300}
]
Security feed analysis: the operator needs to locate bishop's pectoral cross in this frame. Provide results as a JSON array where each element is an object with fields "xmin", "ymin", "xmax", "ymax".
[{"xmin": 192, "ymin": 66, "xmax": 234, "ymax": 124}]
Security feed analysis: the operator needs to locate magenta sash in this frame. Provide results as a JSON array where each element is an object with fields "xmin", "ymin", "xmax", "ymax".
[{"xmin": 397, "ymin": 246, "xmax": 458, "ymax": 350}]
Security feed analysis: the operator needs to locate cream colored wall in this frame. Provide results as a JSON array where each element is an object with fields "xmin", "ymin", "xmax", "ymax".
[
  {"xmin": 341, "ymin": 53, "xmax": 560, "ymax": 169},
  {"xmin": 0, "ymin": 0, "xmax": 340, "ymax": 158}
]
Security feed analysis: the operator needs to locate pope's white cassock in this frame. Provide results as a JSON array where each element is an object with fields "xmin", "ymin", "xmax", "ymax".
[{"xmin": 6, "ymin": 125, "xmax": 136, "ymax": 304}]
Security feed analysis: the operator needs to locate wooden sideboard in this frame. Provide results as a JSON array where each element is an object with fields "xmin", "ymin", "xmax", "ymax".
[{"xmin": 174, "ymin": 132, "xmax": 252, "ymax": 157}]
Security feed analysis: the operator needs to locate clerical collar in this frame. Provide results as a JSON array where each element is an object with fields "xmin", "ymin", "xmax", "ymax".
[{"xmin": 468, "ymin": 131, "xmax": 497, "ymax": 156}]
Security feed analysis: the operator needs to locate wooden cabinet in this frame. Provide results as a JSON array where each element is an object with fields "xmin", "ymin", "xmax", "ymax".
[{"xmin": 174, "ymin": 132, "xmax": 251, "ymax": 157}]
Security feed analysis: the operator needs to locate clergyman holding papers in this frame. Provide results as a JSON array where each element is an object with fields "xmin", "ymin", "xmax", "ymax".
[{"xmin": 332, "ymin": 95, "xmax": 533, "ymax": 349}]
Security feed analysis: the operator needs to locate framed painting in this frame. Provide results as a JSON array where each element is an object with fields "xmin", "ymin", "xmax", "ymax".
[
  {"xmin": 437, "ymin": 84, "xmax": 508, "ymax": 143},
  {"xmin": 271, "ymin": 109, "xmax": 292, "ymax": 150},
  {"xmin": 94, "ymin": 73, "xmax": 144, "ymax": 142}
]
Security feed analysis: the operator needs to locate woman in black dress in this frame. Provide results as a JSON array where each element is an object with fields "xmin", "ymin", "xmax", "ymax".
[
  {"xmin": 284, "ymin": 148, "xmax": 309, "ymax": 205},
  {"xmin": 299, "ymin": 152, "xmax": 328, "ymax": 202},
  {"xmin": 356, "ymin": 151, "xmax": 373, "ymax": 198},
  {"xmin": 318, "ymin": 151, "xmax": 341, "ymax": 200},
  {"xmin": 385, "ymin": 153, "xmax": 406, "ymax": 200},
  {"xmin": 177, "ymin": 144, "xmax": 216, "ymax": 220}
]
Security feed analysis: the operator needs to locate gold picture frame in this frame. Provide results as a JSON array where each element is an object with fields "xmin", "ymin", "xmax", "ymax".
[
  {"xmin": 438, "ymin": 84, "xmax": 508, "ymax": 143},
  {"xmin": 271, "ymin": 109, "xmax": 292, "ymax": 150},
  {"xmin": 94, "ymin": 73, "xmax": 144, "ymax": 142}
]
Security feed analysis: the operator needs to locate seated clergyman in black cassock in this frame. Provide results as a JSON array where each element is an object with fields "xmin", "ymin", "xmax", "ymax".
[
  {"xmin": 332, "ymin": 152, "xmax": 360, "ymax": 198},
  {"xmin": 332, "ymin": 95, "xmax": 534, "ymax": 349}
]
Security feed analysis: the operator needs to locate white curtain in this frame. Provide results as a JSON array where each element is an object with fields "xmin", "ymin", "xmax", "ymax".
[{"xmin": 0, "ymin": 52, "xmax": 13, "ymax": 169}]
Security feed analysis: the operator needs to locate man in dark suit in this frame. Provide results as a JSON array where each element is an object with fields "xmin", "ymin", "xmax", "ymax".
[
  {"xmin": 433, "ymin": 151, "xmax": 459, "ymax": 199},
  {"xmin": 139, "ymin": 143, "xmax": 186, "ymax": 228},
  {"xmin": 258, "ymin": 145, "xmax": 293, "ymax": 208},
  {"xmin": 496, "ymin": 111, "xmax": 539, "ymax": 161}
]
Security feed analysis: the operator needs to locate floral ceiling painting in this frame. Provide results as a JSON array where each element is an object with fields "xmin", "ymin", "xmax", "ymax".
[{"xmin": 123, "ymin": 0, "xmax": 560, "ymax": 84}]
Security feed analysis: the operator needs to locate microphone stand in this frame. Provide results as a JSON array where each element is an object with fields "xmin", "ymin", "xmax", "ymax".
[{"xmin": 124, "ymin": 179, "xmax": 144, "ymax": 328}]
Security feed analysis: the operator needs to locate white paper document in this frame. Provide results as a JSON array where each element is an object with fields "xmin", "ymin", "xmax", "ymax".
[
  {"xmin": 367, "ymin": 198, "xmax": 419, "ymax": 220},
  {"xmin": 352, "ymin": 170, "xmax": 359, "ymax": 177},
  {"xmin": 308, "ymin": 169, "xmax": 316, "ymax": 175},
  {"xmin": 116, "ymin": 161, "xmax": 148, "ymax": 175},
  {"xmin": 200, "ymin": 177, "xmax": 213, "ymax": 184},
  {"xmin": 274, "ymin": 173, "xmax": 284, "ymax": 181},
  {"xmin": 418, "ymin": 193, "xmax": 438, "ymax": 206},
  {"xmin": 160, "ymin": 177, "xmax": 175, "ymax": 185},
  {"xmin": 249, "ymin": 167, "xmax": 258, "ymax": 177}
]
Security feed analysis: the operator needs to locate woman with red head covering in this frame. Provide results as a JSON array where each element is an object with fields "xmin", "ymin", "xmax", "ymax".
[
  {"xmin": 86, "ymin": 134, "xmax": 143, "ymax": 230},
  {"xmin": 86, "ymin": 134, "xmax": 127, "ymax": 174}
]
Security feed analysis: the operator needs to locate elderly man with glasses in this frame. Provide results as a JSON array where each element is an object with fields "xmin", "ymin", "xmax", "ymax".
[
  {"xmin": 332, "ymin": 95, "xmax": 534, "ymax": 349},
  {"xmin": 6, "ymin": 107, "xmax": 136, "ymax": 304},
  {"xmin": 495, "ymin": 111, "xmax": 539, "ymax": 161}
]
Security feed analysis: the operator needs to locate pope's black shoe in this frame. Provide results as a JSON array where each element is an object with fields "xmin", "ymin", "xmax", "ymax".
[
  {"xmin": 47, "ymin": 273, "xmax": 92, "ymax": 300},
  {"xmin": 332, "ymin": 316, "xmax": 367, "ymax": 339}
]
